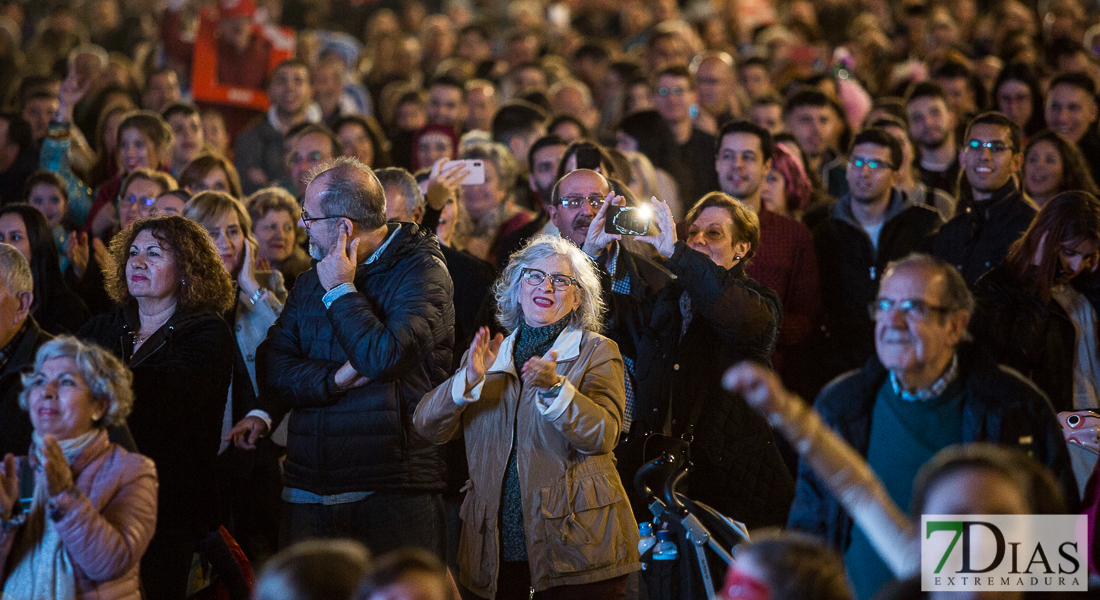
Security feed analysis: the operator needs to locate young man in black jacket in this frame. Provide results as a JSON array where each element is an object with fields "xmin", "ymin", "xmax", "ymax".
[
  {"xmin": 812, "ymin": 128, "xmax": 943, "ymax": 379},
  {"xmin": 927, "ymin": 112, "xmax": 1035, "ymax": 286},
  {"xmin": 251, "ymin": 157, "xmax": 455, "ymax": 558}
]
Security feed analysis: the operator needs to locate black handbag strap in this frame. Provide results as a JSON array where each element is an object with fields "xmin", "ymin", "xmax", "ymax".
[{"xmin": 680, "ymin": 393, "xmax": 707, "ymax": 442}]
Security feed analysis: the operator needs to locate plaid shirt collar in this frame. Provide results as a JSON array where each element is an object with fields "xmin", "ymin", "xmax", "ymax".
[{"xmin": 889, "ymin": 353, "xmax": 959, "ymax": 402}]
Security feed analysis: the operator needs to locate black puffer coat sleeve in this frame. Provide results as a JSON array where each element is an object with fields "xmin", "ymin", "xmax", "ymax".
[
  {"xmin": 327, "ymin": 259, "xmax": 452, "ymax": 382},
  {"xmin": 257, "ymin": 274, "xmax": 342, "ymax": 422}
]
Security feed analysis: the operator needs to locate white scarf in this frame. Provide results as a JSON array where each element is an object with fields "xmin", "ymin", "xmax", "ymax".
[{"xmin": 2, "ymin": 430, "xmax": 100, "ymax": 600}]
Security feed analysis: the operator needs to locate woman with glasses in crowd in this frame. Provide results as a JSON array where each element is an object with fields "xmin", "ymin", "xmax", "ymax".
[{"xmin": 415, "ymin": 235, "xmax": 640, "ymax": 600}]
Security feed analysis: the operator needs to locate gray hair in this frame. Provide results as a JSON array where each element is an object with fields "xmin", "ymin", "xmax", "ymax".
[
  {"xmin": 20, "ymin": 336, "xmax": 134, "ymax": 429},
  {"xmin": 883, "ymin": 253, "xmax": 975, "ymax": 316},
  {"xmin": 306, "ymin": 157, "xmax": 387, "ymax": 230},
  {"xmin": 374, "ymin": 167, "xmax": 425, "ymax": 217},
  {"xmin": 0, "ymin": 243, "xmax": 31, "ymax": 297},
  {"xmin": 461, "ymin": 142, "xmax": 518, "ymax": 199},
  {"xmin": 494, "ymin": 235, "xmax": 605, "ymax": 332}
]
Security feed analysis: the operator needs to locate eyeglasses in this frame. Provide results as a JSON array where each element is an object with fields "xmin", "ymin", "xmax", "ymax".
[
  {"xmin": 289, "ymin": 150, "xmax": 325, "ymax": 165},
  {"xmin": 868, "ymin": 298, "xmax": 954, "ymax": 321},
  {"xmin": 558, "ymin": 195, "xmax": 605, "ymax": 210},
  {"xmin": 849, "ymin": 156, "xmax": 894, "ymax": 171},
  {"xmin": 657, "ymin": 86, "xmax": 686, "ymax": 97},
  {"xmin": 965, "ymin": 139, "xmax": 1016, "ymax": 154},
  {"xmin": 300, "ymin": 210, "xmax": 352, "ymax": 225},
  {"xmin": 521, "ymin": 268, "xmax": 578, "ymax": 290},
  {"xmin": 123, "ymin": 195, "xmax": 157, "ymax": 207}
]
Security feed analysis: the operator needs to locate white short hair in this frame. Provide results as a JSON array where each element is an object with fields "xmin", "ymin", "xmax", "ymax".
[
  {"xmin": 20, "ymin": 337, "xmax": 134, "ymax": 428},
  {"xmin": 494, "ymin": 235, "xmax": 605, "ymax": 332}
]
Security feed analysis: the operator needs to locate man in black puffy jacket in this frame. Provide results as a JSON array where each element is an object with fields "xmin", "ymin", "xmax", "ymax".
[{"xmin": 251, "ymin": 157, "xmax": 455, "ymax": 557}]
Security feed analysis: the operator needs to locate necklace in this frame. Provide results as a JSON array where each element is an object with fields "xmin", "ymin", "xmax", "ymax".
[{"xmin": 132, "ymin": 306, "xmax": 176, "ymax": 346}]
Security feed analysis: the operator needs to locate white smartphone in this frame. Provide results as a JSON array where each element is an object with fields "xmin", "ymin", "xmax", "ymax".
[{"xmin": 442, "ymin": 159, "xmax": 486, "ymax": 185}]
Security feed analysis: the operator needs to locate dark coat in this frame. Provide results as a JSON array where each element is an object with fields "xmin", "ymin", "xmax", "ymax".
[
  {"xmin": 971, "ymin": 265, "xmax": 1100, "ymax": 413},
  {"xmin": 926, "ymin": 181, "xmax": 1037, "ymax": 286},
  {"xmin": 79, "ymin": 305, "xmax": 234, "ymax": 537},
  {"xmin": 34, "ymin": 280, "xmax": 90, "ymax": 335},
  {"xmin": 786, "ymin": 344, "xmax": 1077, "ymax": 552},
  {"xmin": 627, "ymin": 241, "xmax": 794, "ymax": 528},
  {"xmin": 812, "ymin": 191, "xmax": 943, "ymax": 376},
  {"xmin": 0, "ymin": 318, "xmax": 51, "ymax": 457},
  {"xmin": 257, "ymin": 223, "xmax": 453, "ymax": 495}
]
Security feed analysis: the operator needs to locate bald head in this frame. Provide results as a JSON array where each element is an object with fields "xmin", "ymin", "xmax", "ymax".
[
  {"xmin": 306, "ymin": 157, "xmax": 387, "ymax": 231},
  {"xmin": 548, "ymin": 169, "xmax": 611, "ymax": 246}
]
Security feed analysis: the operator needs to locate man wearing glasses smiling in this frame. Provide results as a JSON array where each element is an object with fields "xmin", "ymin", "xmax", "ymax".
[
  {"xmin": 812, "ymin": 128, "xmax": 943, "ymax": 378},
  {"xmin": 927, "ymin": 112, "xmax": 1036, "ymax": 286}
]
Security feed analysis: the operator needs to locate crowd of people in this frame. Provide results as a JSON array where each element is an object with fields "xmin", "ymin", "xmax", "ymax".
[{"xmin": 0, "ymin": 0, "xmax": 1099, "ymax": 599}]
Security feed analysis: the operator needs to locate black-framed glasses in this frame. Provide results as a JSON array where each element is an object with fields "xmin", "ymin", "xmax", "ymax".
[
  {"xmin": 868, "ymin": 298, "xmax": 954, "ymax": 321},
  {"xmin": 300, "ymin": 210, "xmax": 352, "ymax": 225},
  {"xmin": 849, "ymin": 156, "xmax": 894, "ymax": 171},
  {"xmin": 657, "ymin": 86, "xmax": 686, "ymax": 97},
  {"xmin": 965, "ymin": 139, "xmax": 1016, "ymax": 154},
  {"xmin": 558, "ymin": 195, "xmax": 605, "ymax": 210},
  {"xmin": 521, "ymin": 268, "xmax": 578, "ymax": 290}
]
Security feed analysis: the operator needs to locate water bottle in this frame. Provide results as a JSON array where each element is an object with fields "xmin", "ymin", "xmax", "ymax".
[
  {"xmin": 638, "ymin": 522, "xmax": 657, "ymax": 555},
  {"xmin": 651, "ymin": 530, "xmax": 679, "ymax": 561}
]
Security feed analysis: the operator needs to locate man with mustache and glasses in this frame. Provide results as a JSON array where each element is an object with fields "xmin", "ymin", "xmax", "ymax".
[
  {"xmin": 927, "ymin": 112, "xmax": 1035, "ymax": 286},
  {"xmin": 546, "ymin": 168, "xmax": 672, "ymax": 515},
  {"xmin": 786, "ymin": 253, "xmax": 1075, "ymax": 600},
  {"xmin": 812, "ymin": 128, "xmax": 942, "ymax": 379}
]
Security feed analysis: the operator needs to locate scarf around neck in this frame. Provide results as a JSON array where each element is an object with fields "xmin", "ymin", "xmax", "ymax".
[{"xmin": 2, "ymin": 429, "xmax": 101, "ymax": 600}]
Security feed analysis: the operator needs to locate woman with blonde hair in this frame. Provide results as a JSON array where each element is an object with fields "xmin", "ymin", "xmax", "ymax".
[{"xmin": 185, "ymin": 191, "xmax": 288, "ymax": 560}]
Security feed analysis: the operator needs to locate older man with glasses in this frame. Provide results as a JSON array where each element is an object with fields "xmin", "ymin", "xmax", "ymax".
[
  {"xmin": 811, "ymin": 127, "xmax": 943, "ymax": 380},
  {"xmin": 784, "ymin": 253, "xmax": 1075, "ymax": 600},
  {"xmin": 248, "ymin": 157, "xmax": 454, "ymax": 560}
]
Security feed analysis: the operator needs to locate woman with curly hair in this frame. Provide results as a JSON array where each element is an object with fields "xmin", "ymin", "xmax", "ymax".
[{"xmin": 77, "ymin": 215, "xmax": 236, "ymax": 600}]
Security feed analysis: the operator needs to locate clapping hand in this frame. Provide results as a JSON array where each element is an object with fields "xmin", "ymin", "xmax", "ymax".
[
  {"xmin": 522, "ymin": 350, "xmax": 560, "ymax": 391},
  {"xmin": 465, "ymin": 327, "xmax": 503, "ymax": 393},
  {"xmin": 581, "ymin": 191, "xmax": 622, "ymax": 257},
  {"xmin": 239, "ymin": 239, "xmax": 263, "ymax": 296},
  {"xmin": 36, "ymin": 435, "xmax": 74, "ymax": 497},
  {"xmin": 0, "ymin": 454, "xmax": 17, "ymax": 520},
  {"xmin": 634, "ymin": 197, "xmax": 677, "ymax": 259},
  {"xmin": 317, "ymin": 225, "xmax": 360, "ymax": 291}
]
